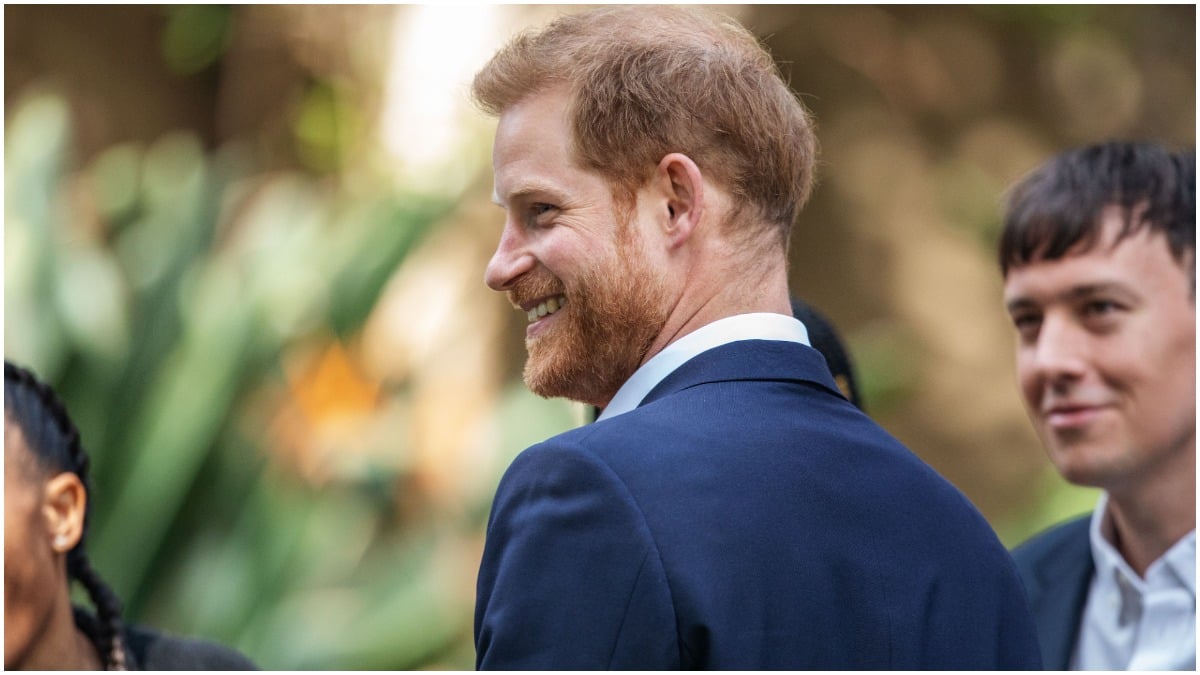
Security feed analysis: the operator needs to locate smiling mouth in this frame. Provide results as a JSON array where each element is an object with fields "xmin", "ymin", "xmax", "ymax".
[
  {"xmin": 1043, "ymin": 405, "xmax": 1109, "ymax": 430},
  {"xmin": 526, "ymin": 295, "xmax": 567, "ymax": 324}
]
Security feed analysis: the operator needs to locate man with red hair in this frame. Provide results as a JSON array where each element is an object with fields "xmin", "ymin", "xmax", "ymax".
[{"xmin": 472, "ymin": 6, "xmax": 1041, "ymax": 669}]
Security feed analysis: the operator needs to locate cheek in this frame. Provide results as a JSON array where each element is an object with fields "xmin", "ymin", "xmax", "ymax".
[
  {"xmin": 3, "ymin": 494, "xmax": 56, "ymax": 666},
  {"xmin": 560, "ymin": 246, "xmax": 619, "ymax": 292},
  {"xmin": 1162, "ymin": 317, "xmax": 1197, "ymax": 396},
  {"xmin": 1136, "ymin": 334, "xmax": 1196, "ymax": 424},
  {"xmin": 1015, "ymin": 352, "xmax": 1042, "ymax": 410},
  {"xmin": 4, "ymin": 525, "xmax": 38, "ymax": 664},
  {"xmin": 1114, "ymin": 318, "xmax": 1194, "ymax": 399},
  {"xmin": 537, "ymin": 242, "xmax": 585, "ymax": 284}
]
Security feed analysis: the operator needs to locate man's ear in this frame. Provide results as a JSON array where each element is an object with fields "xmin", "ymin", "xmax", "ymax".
[
  {"xmin": 653, "ymin": 153, "xmax": 706, "ymax": 249},
  {"xmin": 42, "ymin": 472, "xmax": 86, "ymax": 554}
]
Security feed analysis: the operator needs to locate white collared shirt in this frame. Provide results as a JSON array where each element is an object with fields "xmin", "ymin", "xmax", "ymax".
[
  {"xmin": 595, "ymin": 312, "xmax": 810, "ymax": 422},
  {"xmin": 1071, "ymin": 492, "xmax": 1196, "ymax": 670}
]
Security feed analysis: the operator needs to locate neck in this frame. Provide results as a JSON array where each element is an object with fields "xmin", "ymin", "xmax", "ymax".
[
  {"xmin": 19, "ymin": 597, "xmax": 103, "ymax": 670},
  {"xmin": 642, "ymin": 237, "xmax": 791, "ymax": 367},
  {"xmin": 1104, "ymin": 443, "xmax": 1196, "ymax": 577}
]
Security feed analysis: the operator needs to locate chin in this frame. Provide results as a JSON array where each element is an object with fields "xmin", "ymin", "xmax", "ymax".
[
  {"xmin": 523, "ymin": 344, "xmax": 617, "ymax": 407},
  {"xmin": 1047, "ymin": 444, "xmax": 1124, "ymax": 489},
  {"xmin": 524, "ymin": 361, "xmax": 608, "ymax": 407}
]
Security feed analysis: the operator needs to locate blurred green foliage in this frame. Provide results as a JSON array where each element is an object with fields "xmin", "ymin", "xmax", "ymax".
[
  {"xmin": 162, "ymin": 5, "xmax": 233, "ymax": 75},
  {"xmin": 4, "ymin": 3, "xmax": 1189, "ymax": 669},
  {"xmin": 294, "ymin": 79, "xmax": 362, "ymax": 174},
  {"xmin": 3, "ymin": 87, "xmax": 522, "ymax": 667}
]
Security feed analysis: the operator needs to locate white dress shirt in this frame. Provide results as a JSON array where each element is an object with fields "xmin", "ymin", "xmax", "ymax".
[
  {"xmin": 595, "ymin": 312, "xmax": 810, "ymax": 422},
  {"xmin": 1072, "ymin": 492, "xmax": 1196, "ymax": 670}
]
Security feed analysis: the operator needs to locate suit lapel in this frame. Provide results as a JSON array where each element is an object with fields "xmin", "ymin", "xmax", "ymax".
[{"xmin": 1028, "ymin": 518, "xmax": 1093, "ymax": 670}]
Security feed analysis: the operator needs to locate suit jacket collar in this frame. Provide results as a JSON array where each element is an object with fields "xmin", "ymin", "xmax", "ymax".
[
  {"xmin": 640, "ymin": 339, "xmax": 846, "ymax": 409},
  {"xmin": 599, "ymin": 314, "xmax": 811, "ymax": 421},
  {"xmin": 1024, "ymin": 517, "xmax": 1094, "ymax": 670}
]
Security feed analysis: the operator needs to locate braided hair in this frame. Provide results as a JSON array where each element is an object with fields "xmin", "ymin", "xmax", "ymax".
[{"xmin": 4, "ymin": 361, "xmax": 128, "ymax": 670}]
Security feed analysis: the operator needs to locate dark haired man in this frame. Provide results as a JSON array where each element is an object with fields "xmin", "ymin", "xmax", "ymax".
[
  {"xmin": 1001, "ymin": 141, "xmax": 1195, "ymax": 670},
  {"xmin": 472, "ymin": 5, "xmax": 1041, "ymax": 669}
]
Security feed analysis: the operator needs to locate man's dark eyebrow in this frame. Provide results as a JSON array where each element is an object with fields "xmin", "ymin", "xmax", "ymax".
[
  {"xmin": 1063, "ymin": 281, "xmax": 1138, "ymax": 303},
  {"xmin": 1005, "ymin": 297, "xmax": 1037, "ymax": 314},
  {"xmin": 1005, "ymin": 281, "xmax": 1135, "ymax": 313}
]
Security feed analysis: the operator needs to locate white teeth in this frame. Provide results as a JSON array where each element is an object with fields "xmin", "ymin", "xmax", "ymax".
[{"xmin": 526, "ymin": 295, "xmax": 568, "ymax": 324}]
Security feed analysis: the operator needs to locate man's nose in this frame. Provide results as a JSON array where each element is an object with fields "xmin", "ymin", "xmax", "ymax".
[
  {"xmin": 485, "ymin": 221, "xmax": 535, "ymax": 291},
  {"xmin": 1030, "ymin": 314, "xmax": 1088, "ymax": 384}
]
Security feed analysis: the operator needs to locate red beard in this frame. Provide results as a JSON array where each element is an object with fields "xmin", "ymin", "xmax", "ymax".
[{"xmin": 507, "ymin": 234, "xmax": 668, "ymax": 408}]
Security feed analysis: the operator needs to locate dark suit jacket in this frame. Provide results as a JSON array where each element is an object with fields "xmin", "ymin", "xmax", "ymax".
[
  {"xmin": 1011, "ymin": 515, "xmax": 1094, "ymax": 670},
  {"xmin": 475, "ymin": 340, "xmax": 1042, "ymax": 669}
]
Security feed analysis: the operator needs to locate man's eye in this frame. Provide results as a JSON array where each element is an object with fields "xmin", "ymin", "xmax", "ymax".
[
  {"xmin": 1083, "ymin": 300, "xmax": 1118, "ymax": 316},
  {"xmin": 528, "ymin": 203, "xmax": 558, "ymax": 228},
  {"xmin": 1080, "ymin": 299, "xmax": 1126, "ymax": 331},
  {"xmin": 1011, "ymin": 313, "xmax": 1041, "ymax": 340}
]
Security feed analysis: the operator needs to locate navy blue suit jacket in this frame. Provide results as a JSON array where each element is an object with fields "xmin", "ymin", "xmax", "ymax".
[
  {"xmin": 475, "ymin": 340, "xmax": 1042, "ymax": 669},
  {"xmin": 1011, "ymin": 515, "xmax": 1094, "ymax": 670}
]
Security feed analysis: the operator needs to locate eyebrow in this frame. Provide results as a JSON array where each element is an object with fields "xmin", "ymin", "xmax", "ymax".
[
  {"xmin": 491, "ymin": 182, "xmax": 569, "ymax": 208},
  {"xmin": 1004, "ymin": 297, "xmax": 1037, "ymax": 314},
  {"xmin": 1005, "ymin": 281, "xmax": 1136, "ymax": 313}
]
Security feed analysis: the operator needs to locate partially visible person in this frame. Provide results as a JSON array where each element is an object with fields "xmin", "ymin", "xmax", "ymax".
[
  {"xmin": 4, "ymin": 360, "xmax": 258, "ymax": 670},
  {"xmin": 472, "ymin": 5, "xmax": 1040, "ymax": 669},
  {"xmin": 1000, "ymin": 142, "xmax": 1195, "ymax": 670},
  {"xmin": 791, "ymin": 297, "xmax": 863, "ymax": 410}
]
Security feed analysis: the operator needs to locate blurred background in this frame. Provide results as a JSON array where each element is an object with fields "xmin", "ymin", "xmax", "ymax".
[{"xmin": 4, "ymin": 4, "xmax": 1194, "ymax": 669}]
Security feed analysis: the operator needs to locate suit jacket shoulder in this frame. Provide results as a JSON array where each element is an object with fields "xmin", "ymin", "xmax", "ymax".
[
  {"xmin": 474, "ymin": 438, "xmax": 679, "ymax": 668},
  {"xmin": 477, "ymin": 340, "xmax": 1042, "ymax": 669},
  {"xmin": 1011, "ymin": 514, "xmax": 1093, "ymax": 670}
]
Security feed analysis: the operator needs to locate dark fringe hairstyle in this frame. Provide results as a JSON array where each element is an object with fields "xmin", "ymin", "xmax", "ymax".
[{"xmin": 999, "ymin": 141, "xmax": 1195, "ymax": 280}]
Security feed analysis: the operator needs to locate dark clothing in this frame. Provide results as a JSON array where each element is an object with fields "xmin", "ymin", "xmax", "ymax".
[
  {"xmin": 475, "ymin": 339, "xmax": 1043, "ymax": 669},
  {"xmin": 1011, "ymin": 515, "xmax": 1094, "ymax": 670},
  {"xmin": 75, "ymin": 607, "xmax": 257, "ymax": 670},
  {"xmin": 790, "ymin": 298, "xmax": 863, "ymax": 409}
]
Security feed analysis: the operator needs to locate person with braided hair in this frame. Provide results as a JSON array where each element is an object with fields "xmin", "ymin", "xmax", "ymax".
[{"xmin": 4, "ymin": 360, "xmax": 257, "ymax": 670}]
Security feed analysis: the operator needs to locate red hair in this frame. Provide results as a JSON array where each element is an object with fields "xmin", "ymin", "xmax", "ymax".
[{"xmin": 472, "ymin": 6, "xmax": 818, "ymax": 248}]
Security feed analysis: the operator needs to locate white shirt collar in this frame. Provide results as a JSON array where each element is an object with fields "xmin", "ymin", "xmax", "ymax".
[
  {"xmin": 1088, "ymin": 492, "xmax": 1197, "ymax": 595},
  {"xmin": 1073, "ymin": 492, "xmax": 1196, "ymax": 669},
  {"xmin": 596, "ymin": 312, "xmax": 810, "ymax": 422}
]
